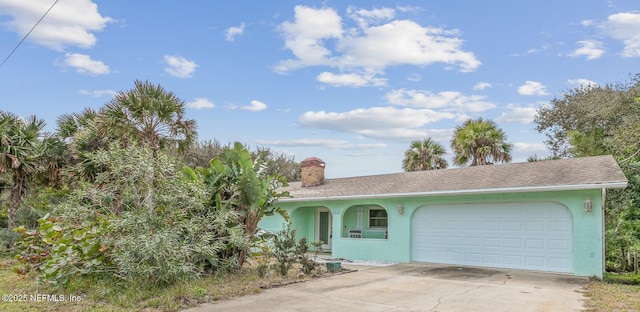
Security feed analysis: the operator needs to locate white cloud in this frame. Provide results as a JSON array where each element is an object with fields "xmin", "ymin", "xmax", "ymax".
[
  {"xmin": 567, "ymin": 78, "xmax": 599, "ymax": 88},
  {"xmin": 79, "ymin": 89, "xmax": 115, "ymax": 97},
  {"xmin": 346, "ymin": 6, "xmax": 395, "ymax": 28},
  {"xmin": 316, "ymin": 71, "xmax": 387, "ymax": 87},
  {"xmin": 517, "ymin": 81, "xmax": 548, "ymax": 96},
  {"xmin": 568, "ymin": 40, "xmax": 605, "ymax": 60},
  {"xmin": 187, "ymin": 98, "xmax": 215, "ymax": 109},
  {"xmin": 229, "ymin": 100, "xmax": 268, "ymax": 112},
  {"xmin": 495, "ymin": 105, "xmax": 537, "ymax": 123},
  {"xmin": 472, "ymin": 82, "xmax": 492, "ymax": 90},
  {"xmin": 255, "ymin": 138, "xmax": 387, "ymax": 150},
  {"xmin": 385, "ymin": 89, "xmax": 496, "ymax": 112},
  {"xmin": 0, "ymin": 0, "xmax": 112, "ymax": 50},
  {"xmin": 61, "ymin": 53, "xmax": 109, "ymax": 75},
  {"xmin": 580, "ymin": 20, "xmax": 593, "ymax": 27},
  {"xmin": 298, "ymin": 106, "xmax": 455, "ymax": 141},
  {"xmin": 602, "ymin": 12, "xmax": 640, "ymax": 57},
  {"xmin": 225, "ymin": 22, "xmax": 245, "ymax": 42},
  {"xmin": 337, "ymin": 20, "xmax": 480, "ymax": 72},
  {"xmin": 275, "ymin": 5, "xmax": 480, "ymax": 74},
  {"xmin": 163, "ymin": 55, "xmax": 198, "ymax": 78},
  {"xmin": 275, "ymin": 5, "xmax": 343, "ymax": 71}
]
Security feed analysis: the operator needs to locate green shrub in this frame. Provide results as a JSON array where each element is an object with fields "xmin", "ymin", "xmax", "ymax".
[
  {"xmin": 271, "ymin": 225, "xmax": 297, "ymax": 277},
  {"xmin": 15, "ymin": 206, "xmax": 43, "ymax": 229},
  {"xmin": 605, "ymin": 272, "xmax": 640, "ymax": 285},
  {"xmin": 13, "ymin": 215, "xmax": 110, "ymax": 285},
  {"xmin": 296, "ymin": 237, "xmax": 318, "ymax": 275},
  {"xmin": 0, "ymin": 227, "xmax": 17, "ymax": 252}
]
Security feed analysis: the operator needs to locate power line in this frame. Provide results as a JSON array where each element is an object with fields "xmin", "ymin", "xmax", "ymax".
[{"xmin": 0, "ymin": 0, "xmax": 60, "ymax": 70}]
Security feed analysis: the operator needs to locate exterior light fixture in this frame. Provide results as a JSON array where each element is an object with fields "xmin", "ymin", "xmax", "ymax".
[
  {"xmin": 397, "ymin": 204, "xmax": 404, "ymax": 215},
  {"xmin": 584, "ymin": 198, "xmax": 592, "ymax": 213}
]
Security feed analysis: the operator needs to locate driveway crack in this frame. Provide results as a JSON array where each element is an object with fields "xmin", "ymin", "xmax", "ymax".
[{"xmin": 428, "ymin": 285, "xmax": 487, "ymax": 311}]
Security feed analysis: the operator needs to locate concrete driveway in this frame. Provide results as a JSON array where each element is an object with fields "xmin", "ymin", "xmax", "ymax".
[{"xmin": 184, "ymin": 263, "xmax": 588, "ymax": 312}]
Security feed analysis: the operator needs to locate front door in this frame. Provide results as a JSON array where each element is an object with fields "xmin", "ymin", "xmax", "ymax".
[{"xmin": 316, "ymin": 208, "xmax": 332, "ymax": 250}]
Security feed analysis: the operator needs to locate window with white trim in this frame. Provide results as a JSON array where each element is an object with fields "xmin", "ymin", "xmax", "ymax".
[{"xmin": 368, "ymin": 207, "xmax": 388, "ymax": 229}]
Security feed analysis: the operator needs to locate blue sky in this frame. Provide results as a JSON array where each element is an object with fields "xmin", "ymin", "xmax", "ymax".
[{"xmin": 0, "ymin": 1, "xmax": 639, "ymax": 178}]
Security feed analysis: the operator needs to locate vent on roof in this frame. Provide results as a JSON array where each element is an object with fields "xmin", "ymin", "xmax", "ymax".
[{"xmin": 301, "ymin": 157, "xmax": 325, "ymax": 187}]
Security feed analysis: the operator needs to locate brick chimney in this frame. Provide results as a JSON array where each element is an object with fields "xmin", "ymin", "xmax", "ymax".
[{"xmin": 301, "ymin": 157, "xmax": 325, "ymax": 187}]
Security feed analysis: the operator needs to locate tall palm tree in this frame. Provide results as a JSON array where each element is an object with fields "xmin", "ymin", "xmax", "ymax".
[
  {"xmin": 402, "ymin": 138, "xmax": 448, "ymax": 171},
  {"xmin": 100, "ymin": 80, "xmax": 197, "ymax": 154},
  {"xmin": 100, "ymin": 80, "xmax": 197, "ymax": 211},
  {"xmin": 0, "ymin": 111, "xmax": 46, "ymax": 227},
  {"xmin": 450, "ymin": 118, "xmax": 512, "ymax": 166}
]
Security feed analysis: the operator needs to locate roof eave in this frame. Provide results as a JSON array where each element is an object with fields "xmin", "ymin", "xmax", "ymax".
[{"xmin": 279, "ymin": 181, "xmax": 629, "ymax": 203}]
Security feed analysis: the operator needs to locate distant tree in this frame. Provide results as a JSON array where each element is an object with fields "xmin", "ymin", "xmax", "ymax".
[
  {"xmin": 101, "ymin": 80, "xmax": 197, "ymax": 154},
  {"xmin": 0, "ymin": 111, "xmax": 46, "ymax": 227},
  {"xmin": 450, "ymin": 118, "xmax": 512, "ymax": 166},
  {"xmin": 253, "ymin": 146, "xmax": 301, "ymax": 182},
  {"xmin": 526, "ymin": 154, "xmax": 560, "ymax": 162},
  {"xmin": 402, "ymin": 138, "xmax": 448, "ymax": 171},
  {"xmin": 181, "ymin": 140, "xmax": 301, "ymax": 182}
]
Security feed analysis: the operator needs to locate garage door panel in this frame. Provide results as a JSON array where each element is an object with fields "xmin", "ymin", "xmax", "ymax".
[
  {"xmin": 504, "ymin": 221, "xmax": 522, "ymax": 231},
  {"xmin": 526, "ymin": 256, "xmax": 545, "ymax": 267},
  {"xmin": 466, "ymin": 237, "xmax": 482, "ymax": 247},
  {"xmin": 526, "ymin": 239, "xmax": 545, "ymax": 249},
  {"xmin": 526, "ymin": 221, "xmax": 545, "ymax": 231},
  {"xmin": 549, "ymin": 239, "xmax": 570, "ymax": 249},
  {"xmin": 484, "ymin": 238, "xmax": 501, "ymax": 247},
  {"xmin": 504, "ymin": 255, "xmax": 523, "ymax": 266},
  {"xmin": 504, "ymin": 238, "xmax": 522, "ymax": 248},
  {"xmin": 411, "ymin": 202, "xmax": 573, "ymax": 273}
]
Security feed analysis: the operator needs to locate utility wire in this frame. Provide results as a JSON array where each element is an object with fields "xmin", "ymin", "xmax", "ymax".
[{"xmin": 0, "ymin": 0, "xmax": 60, "ymax": 70}]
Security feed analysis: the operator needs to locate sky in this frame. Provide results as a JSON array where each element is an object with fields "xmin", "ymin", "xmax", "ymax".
[{"xmin": 0, "ymin": 1, "xmax": 639, "ymax": 178}]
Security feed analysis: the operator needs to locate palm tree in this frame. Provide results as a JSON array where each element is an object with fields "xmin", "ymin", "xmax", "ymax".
[
  {"xmin": 402, "ymin": 138, "xmax": 448, "ymax": 171},
  {"xmin": 99, "ymin": 80, "xmax": 197, "ymax": 211},
  {"xmin": 450, "ymin": 118, "xmax": 512, "ymax": 166},
  {"xmin": 100, "ymin": 80, "xmax": 197, "ymax": 154},
  {"xmin": 55, "ymin": 108, "xmax": 109, "ymax": 183},
  {"xmin": 0, "ymin": 111, "xmax": 46, "ymax": 227}
]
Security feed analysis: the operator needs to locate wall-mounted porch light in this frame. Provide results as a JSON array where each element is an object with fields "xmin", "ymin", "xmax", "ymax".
[
  {"xmin": 397, "ymin": 204, "xmax": 404, "ymax": 215},
  {"xmin": 584, "ymin": 198, "xmax": 592, "ymax": 213}
]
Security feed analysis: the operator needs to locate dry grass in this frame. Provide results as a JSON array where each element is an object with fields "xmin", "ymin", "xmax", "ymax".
[
  {"xmin": 0, "ymin": 255, "xmax": 331, "ymax": 312},
  {"xmin": 583, "ymin": 278, "xmax": 640, "ymax": 312}
]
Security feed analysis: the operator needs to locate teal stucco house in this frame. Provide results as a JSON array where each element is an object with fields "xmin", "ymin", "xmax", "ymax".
[{"xmin": 259, "ymin": 155, "xmax": 628, "ymax": 277}]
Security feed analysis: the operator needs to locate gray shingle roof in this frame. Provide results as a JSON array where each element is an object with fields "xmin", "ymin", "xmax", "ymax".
[{"xmin": 280, "ymin": 155, "xmax": 628, "ymax": 202}]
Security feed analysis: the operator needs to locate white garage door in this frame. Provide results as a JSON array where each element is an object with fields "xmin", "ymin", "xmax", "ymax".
[{"xmin": 411, "ymin": 202, "xmax": 573, "ymax": 273}]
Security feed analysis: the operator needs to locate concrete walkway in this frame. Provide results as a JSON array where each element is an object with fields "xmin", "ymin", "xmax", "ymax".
[{"xmin": 184, "ymin": 263, "xmax": 587, "ymax": 312}]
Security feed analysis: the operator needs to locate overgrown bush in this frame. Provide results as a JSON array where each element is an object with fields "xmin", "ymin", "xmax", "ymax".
[
  {"xmin": 258, "ymin": 225, "xmax": 322, "ymax": 277},
  {"xmin": 271, "ymin": 225, "xmax": 298, "ymax": 277},
  {"xmin": 12, "ymin": 144, "xmax": 250, "ymax": 287},
  {"xmin": 13, "ymin": 215, "xmax": 109, "ymax": 285},
  {"xmin": 252, "ymin": 231, "xmax": 275, "ymax": 278},
  {"xmin": 0, "ymin": 227, "xmax": 17, "ymax": 252},
  {"xmin": 296, "ymin": 237, "xmax": 318, "ymax": 275}
]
